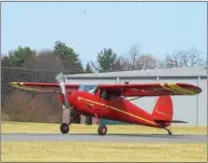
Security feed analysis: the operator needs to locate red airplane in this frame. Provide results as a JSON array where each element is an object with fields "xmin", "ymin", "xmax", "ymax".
[{"xmin": 9, "ymin": 73, "xmax": 202, "ymax": 136}]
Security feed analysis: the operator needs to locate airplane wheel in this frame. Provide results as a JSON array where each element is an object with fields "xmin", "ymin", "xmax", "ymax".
[
  {"xmin": 168, "ymin": 131, "xmax": 172, "ymax": 136},
  {"xmin": 60, "ymin": 123, "xmax": 69, "ymax": 134},
  {"xmin": 98, "ymin": 125, "xmax": 107, "ymax": 136}
]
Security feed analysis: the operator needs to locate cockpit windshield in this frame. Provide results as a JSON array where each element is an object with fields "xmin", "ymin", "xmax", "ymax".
[
  {"xmin": 78, "ymin": 85, "xmax": 97, "ymax": 94},
  {"xmin": 88, "ymin": 86, "xmax": 97, "ymax": 94}
]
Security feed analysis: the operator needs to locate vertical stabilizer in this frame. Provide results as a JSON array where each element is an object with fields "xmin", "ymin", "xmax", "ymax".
[{"xmin": 152, "ymin": 96, "xmax": 173, "ymax": 123}]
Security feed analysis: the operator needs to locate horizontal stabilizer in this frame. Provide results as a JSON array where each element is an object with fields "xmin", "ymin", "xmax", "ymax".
[{"xmin": 155, "ymin": 119, "xmax": 188, "ymax": 123}]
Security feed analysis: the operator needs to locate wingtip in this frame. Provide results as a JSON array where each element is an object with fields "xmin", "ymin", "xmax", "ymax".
[
  {"xmin": 9, "ymin": 82, "xmax": 23, "ymax": 87},
  {"xmin": 9, "ymin": 82, "xmax": 17, "ymax": 86}
]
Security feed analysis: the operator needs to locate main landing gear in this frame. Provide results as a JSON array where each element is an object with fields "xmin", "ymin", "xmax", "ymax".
[
  {"xmin": 60, "ymin": 120, "xmax": 108, "ymax": 135},
  {"xmin": 98, "ymin": 124, "xmax": 107, "ymax": 136},
  {"xmin": 60, "ymin": 113, "xmax": 80, "ymax": 134},
  {"xmin": 60, "ymin": 109, "xmax": 108, "ymax": 136},
  {"xmin": 94, "ymin": 110, "xmax": 107, "ymax": 136},
  {"xmin": 164, "ymin": 127, "xmax": 172, "ymax": 136},
  {"xmin": 60, "ymin": 123, "xmax": 69, "ymax": 134}
]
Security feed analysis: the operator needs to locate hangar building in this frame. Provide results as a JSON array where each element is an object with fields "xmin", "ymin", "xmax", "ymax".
[{"xmin": 65, "ymin": 66, "xmax": 207, "ymax": 126}]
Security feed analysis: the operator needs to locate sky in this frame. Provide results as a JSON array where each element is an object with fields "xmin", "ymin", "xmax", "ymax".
[{"xmin": 2, "ymin": 2, "xmax": 207, "ymax": 66}]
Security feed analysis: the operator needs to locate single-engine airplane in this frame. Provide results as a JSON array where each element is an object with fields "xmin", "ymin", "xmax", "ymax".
[{"xmin": 9, "ymin": 72, "xmax": 202, "ymax": 136}]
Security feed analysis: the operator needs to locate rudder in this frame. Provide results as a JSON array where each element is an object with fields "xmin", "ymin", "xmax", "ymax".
[{"xmin": 152, "ymin": 96, "xmax": 173, "ymax": 125}]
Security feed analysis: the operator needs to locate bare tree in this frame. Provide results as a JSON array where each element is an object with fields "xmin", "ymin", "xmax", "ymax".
[
  {"xmin": 159, "ymin": 46, "xmax": 205, "ymax": 68},
  {"xmin": 32, "ymin": 50, "xmax": 65, "ymax": 70},
  {"xmin": 128, "ymin": 44, "xmax": 140, "ymax": 70},
  {"xmin": 111, "ymin": 56, "xmax": 131, "ymax": 71},
  {"xmin": 23, "ymin": 49, "xmax": 67, "ymax": 82},
  {"xmin": 135, "ymin": 54, "xmax": 157, "ymax": 70}
]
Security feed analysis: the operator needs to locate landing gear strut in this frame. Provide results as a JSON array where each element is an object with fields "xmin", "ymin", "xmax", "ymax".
[
  {"xmin": 164, "ymin": 127, "xmax": 172, "ymax": 136},
  {"xmin": 60, "ymin": 108, "xmax": 80, "ymax": 134},
  {"xmin": 94, "ymin": 110, "xmax": 107, "ymax": 136}
]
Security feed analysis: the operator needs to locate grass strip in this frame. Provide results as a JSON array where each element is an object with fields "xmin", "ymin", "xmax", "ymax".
[
  {"xmin": 2, "ymin": 121, "xmax": 206, "ymax": 135},
  {"xmin": 2, "ymin": 141, "xmax": 206, "ymax": 162}
]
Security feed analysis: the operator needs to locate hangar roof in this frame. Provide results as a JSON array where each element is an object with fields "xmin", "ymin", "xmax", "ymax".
[{"xmin": 65, "ymin": 66, "xmax": 207, "ymax": 79}]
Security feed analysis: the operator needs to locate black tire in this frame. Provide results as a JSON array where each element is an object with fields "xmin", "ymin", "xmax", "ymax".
[
  {"xmin": 60, "ymin": 123, "xmax": 69, "ymax": 134},
  {"xmin": 168, "ymin": 131, "xmax": 172, "ymax": 136},
  {"xmin": 98, "ymin": 125, "xmax": 107, "ymax": 136}
]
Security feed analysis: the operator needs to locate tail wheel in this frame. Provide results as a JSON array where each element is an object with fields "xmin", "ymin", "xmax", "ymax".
[
  {"xmin": 98, "ymin": 125, "xmax": 107, "ymax": 136},
  {"xmin": 60, "ymin": 123, "xmax": 69, "ymax": 134}
]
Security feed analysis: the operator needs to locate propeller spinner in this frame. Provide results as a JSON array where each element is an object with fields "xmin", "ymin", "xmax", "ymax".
[{"xmin": 55, "ymin": 72, "xmax": 70, "ymax": 108}]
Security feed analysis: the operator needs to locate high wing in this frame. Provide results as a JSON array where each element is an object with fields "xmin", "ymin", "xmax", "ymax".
[
  {"xmin": 97, "ymin": 83, "xmax": 202, "ymax": 97},
  {"xmin": 9, "ymin": 82, "xmax": 79, "ymax": 93}
]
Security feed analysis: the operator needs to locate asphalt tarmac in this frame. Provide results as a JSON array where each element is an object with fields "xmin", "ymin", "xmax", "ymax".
[{"xmin": 2, "ymin": 133, "xmax": 207, "ymax": 143}]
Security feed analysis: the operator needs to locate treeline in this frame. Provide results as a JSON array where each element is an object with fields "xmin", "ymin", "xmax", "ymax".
[{"xmin": 1, "ymin": 40, "xmax": 205, "ymax": 123}]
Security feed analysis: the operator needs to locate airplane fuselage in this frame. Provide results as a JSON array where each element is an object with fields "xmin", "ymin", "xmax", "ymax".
[{"xmin": 59, "ymin": 90, "xmax": 162, "ymax": 128}]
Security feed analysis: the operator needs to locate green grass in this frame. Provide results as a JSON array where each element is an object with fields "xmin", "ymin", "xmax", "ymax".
[
  {"xmin": 1, "ymin": 121, "xmax": 207, "ymax": 135},
  {"xmin": 2, "ymin": 141, "xmax": 206, "ymax": 162},
  {"xmin": 2, "ymin": 121, "xmax": 206, "ymax": 162}
]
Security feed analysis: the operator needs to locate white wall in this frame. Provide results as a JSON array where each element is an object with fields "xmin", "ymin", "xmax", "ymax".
[
  {"xmin": 66, "ymin": 78, "xmax": 117, "ymax": 85},
  {"xmin": 198, "ymin": 78, "xmax": 207, "ymax": 126}
]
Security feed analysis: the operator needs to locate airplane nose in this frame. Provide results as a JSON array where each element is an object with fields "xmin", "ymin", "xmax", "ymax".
[
  {"xmin": 58, "ymin": 90, "xmax": 76, "ymax": 106},
  {"xmin": 67, "ymin": 90, "xmax": 77, "ymax": 105}
]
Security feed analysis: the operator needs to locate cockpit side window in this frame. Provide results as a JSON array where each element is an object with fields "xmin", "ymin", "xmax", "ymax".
[
  {"xmin": 78, "ymin": 85, "xmax": 98, "ymax": 93},
  {"xmin": 99, "ymin": 89, "xmax": 121, "ymax": 101},
  {"xmin": 100, "ymin": 90, "xmax": 107, "ymax": 98}
]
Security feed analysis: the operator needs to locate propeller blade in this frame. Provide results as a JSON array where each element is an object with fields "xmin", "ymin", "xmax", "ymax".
[{"xmin": 55, "ymin": 72, "xmax": 69, "ymax": 107}]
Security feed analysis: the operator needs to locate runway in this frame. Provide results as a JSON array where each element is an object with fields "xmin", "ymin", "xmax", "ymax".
[{"xmin": 2, "ymin": 133, "xmax": 207, "ymax": 143}]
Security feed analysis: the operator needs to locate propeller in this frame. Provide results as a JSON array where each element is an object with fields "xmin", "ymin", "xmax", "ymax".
[{"xmin": 55, "ymin": 72, "xmax": 70, "ymax": 108}]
